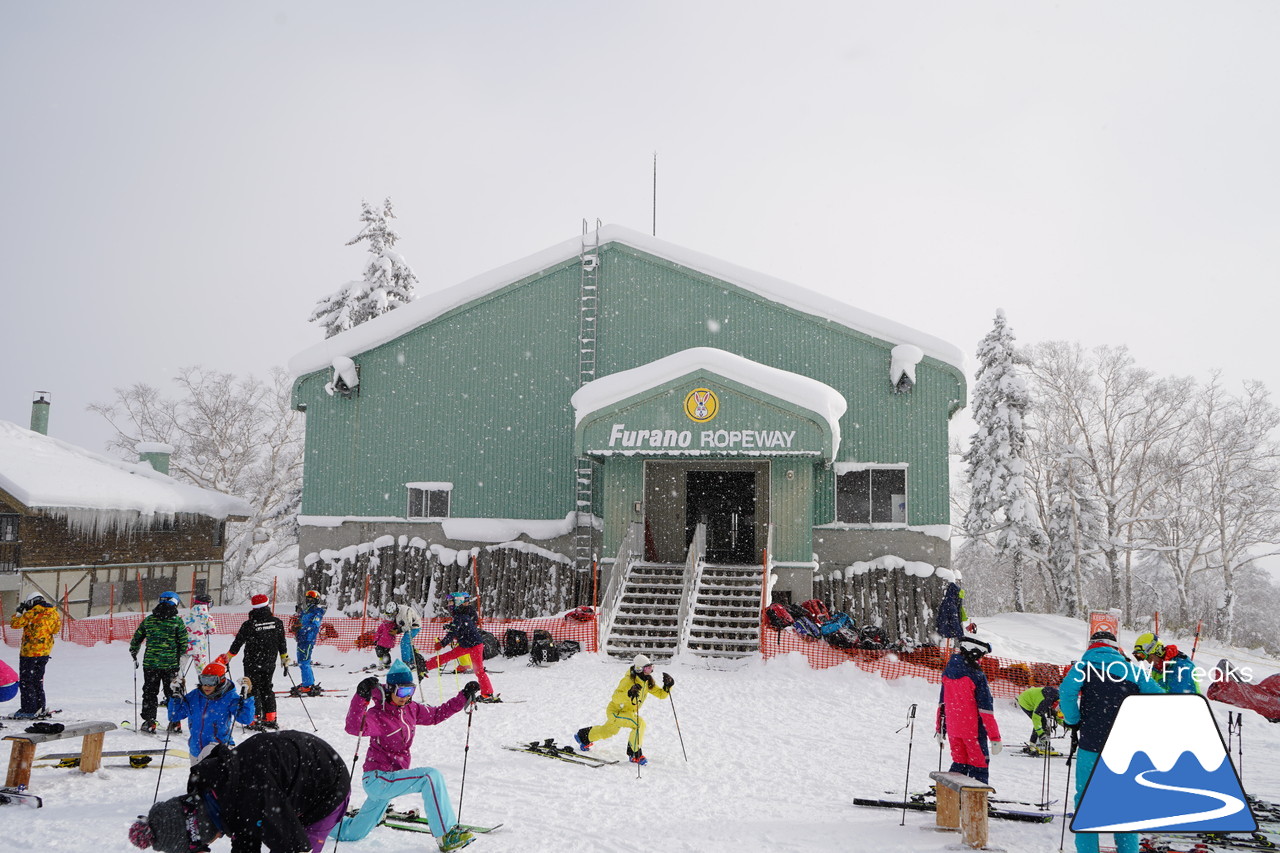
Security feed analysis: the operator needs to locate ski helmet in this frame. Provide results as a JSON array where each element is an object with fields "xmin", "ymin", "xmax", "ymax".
[
  {"xmin": 192, "ymin": 593, "xmax": 213, "ymax": 606},
  {"xmin": 22, "ymin": 591, "xmax": 46, "ymax": 607},
  {"xmin": 381, "ymin": 601, "xmax": 398, "ymax": 617},
  {"xmin": 632, "ymin": 653, "xmax": 653, "ymax": 672},
  {"xmin": 159, "ymin": 591, "xmax": 182, "ymax": 607},
  {"xmin": 200, "ymin": 660, "xmax": 228, "ymax": 687},
  {"xmin": 958, "ymin": 636, "xmax": 992, "ymax": 661},
  {"xmin": 305, "ymin": 589, "xmax": 321, "ymax": 600},
  {"xmin": 1133, "ymin": 632, "xmax": 1163, "ymax": 660},
  {"xmin": 448, "ymin": 591, "xmax": 471, "ymax": 610}
]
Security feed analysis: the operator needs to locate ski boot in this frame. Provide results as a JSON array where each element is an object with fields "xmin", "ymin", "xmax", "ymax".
[
  {"xmin": 11, "ymin": 710, "xmax": 37, "ymax": 720},
  {"xmin": 476, "ymin": 694, "xmax": 502, "ymax": 703},
  {"xmin": 167, "ymin": 721, "xmax": 183, "ymax": 734},
  {"xmin": 626, "ymin": 745, "xmax": 648, "ymax": 766},
  {"xmin": 141, "ymin": 720, "xmax": 158, "ymax": 734},
  {"xmin": 574, "ymin": 727, "xmax": 594, "ymax": 752},
  {"xmin": 437, "ymin": 824, "xmax": 474, "ymax": 851}
]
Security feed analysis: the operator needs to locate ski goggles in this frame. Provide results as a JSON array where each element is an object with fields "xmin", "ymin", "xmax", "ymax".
[
  {"xmin": 198, "ymin": 674, "xmax": 223, "ymax": 686},
  {"xmin": 393, "ymin": 685, "xmax": 415, "ymax": 698}
]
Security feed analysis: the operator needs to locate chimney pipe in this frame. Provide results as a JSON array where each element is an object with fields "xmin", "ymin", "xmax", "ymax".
[
  {"xmin": 136, "ymin": 441, "xmax": 174, "ymax": 475},
  {"xmin": 30, "ymin": 391, "xmax": 51, "ymax": 435}
]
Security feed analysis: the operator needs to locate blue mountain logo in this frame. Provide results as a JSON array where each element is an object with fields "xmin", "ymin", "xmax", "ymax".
[{"xmin": 1073, "ymin": 694, "xmax": 1256, "ymax": 833}]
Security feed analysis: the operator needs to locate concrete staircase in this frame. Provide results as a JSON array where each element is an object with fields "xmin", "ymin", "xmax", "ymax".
[
  {"xmin": 603, "ymin": 560, "xmax": 763, "ymax": 661},
  {"xmin": 603, "ymin": 561, "xmax": 684, "ymax": 661},
  {"xmin": 684, "ymin": 563, "xmax": 763, "ymax": 659}
]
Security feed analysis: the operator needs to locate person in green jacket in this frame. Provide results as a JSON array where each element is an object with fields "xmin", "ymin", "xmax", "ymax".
[
  {"xmin": 1015, "ymin": 685, "xmax": 1061, "ymax": 754},
  {"xmin": 129, "ymin": 597, "xmax": 190, "ymax": 733}
]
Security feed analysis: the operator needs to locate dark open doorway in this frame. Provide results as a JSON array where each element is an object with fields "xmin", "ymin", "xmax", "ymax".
[{"xmin": 686, "ymin": 470, "xmax": 757, "ymax": 563}]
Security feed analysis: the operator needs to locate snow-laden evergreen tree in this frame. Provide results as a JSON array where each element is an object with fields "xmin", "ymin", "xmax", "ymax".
[
  {"xmin": 309, "ymin": 198, "xmax": 419, "ymax": 339},
  {"xmin": 1043, "ymin": 453, "xmax": 1106, "ymax": 618},
  {"xmin": 963, "ymin": 309, "xmax": 1038, "ymax": 612}
]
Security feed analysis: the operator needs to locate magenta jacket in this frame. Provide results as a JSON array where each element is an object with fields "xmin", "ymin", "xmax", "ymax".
[
  {"xmin": 345, "ymin": 688, "xmax": 468, "ymax": 773},
  {"xmin": 374, "ymin": 620, "xmax": 398, "ymax": 649}
]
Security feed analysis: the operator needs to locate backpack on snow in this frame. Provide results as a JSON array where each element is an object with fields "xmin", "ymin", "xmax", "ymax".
[
  {"xmin": 819, "ymin": 611, "xmax": 855, "ymax": 637},
  {"xmin": 530, "ymin": 629, "xmax": 559, "ymax": 665},
  {"xmin": 799, "ymin": 599, "xmax": 830, "ymax": 624},
  {"xmin": 555, "ymin": 640, "xmax": 581, "ymax": 660},
  {"xmin": 791, "ymin": 616, "xmax": 823, "ymax": 640},
  {"xmin": 503, "ymin": 629, "xmax": 530, "ymax": 658},
  {"xmin": 480, "ymin": 630, "xmax": 501, "ymax": 661},
  {"xmin": 856, "ymin": 624, "xmax": 889, "ymax": 650},
  {"xmin": 824, "ymin": 626, "xmax": 857, "ymax": 649},
  {"xmin": 564, "ymin": 605, "xmax": 595, "ymax": 622},
  {"xmin": 765, "ymin": 603, "xmax": 795, "ymax": 634}
]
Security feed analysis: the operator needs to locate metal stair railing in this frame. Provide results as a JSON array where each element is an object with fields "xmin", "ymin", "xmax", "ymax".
[
  {"xmin": 597, "ymin": 521, "xmax": 641, "ymax": 653},
  {"xmin": 674, "ymin": 523, "xmax": 707, "ymax": 656}
]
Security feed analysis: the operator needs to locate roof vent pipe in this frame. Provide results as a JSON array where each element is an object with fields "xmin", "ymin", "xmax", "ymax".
[{"xmin": 30, "ymin": 391, "xmax": 51, "ymax": 435}]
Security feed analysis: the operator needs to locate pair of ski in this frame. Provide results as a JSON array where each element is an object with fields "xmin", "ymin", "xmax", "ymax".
[
  {"xmin": 503, "ymin": 739, "xmax": 618, "ymax": 768},
  {"xmin": 379, "ymin": 808, "xmax": 502, "ymax": 836},
  {"xmin": 853, "ymin": 797, "xmax": 1055, "ymax": 824},
  {"xmin": 0, "ymin": 785, "xmax": 41, "ymax": 808},
  {"xmin": 893, "ymin": 787, "xmax": 1057, "ymax": 810},
  {"xmin": 274, "ymin": 690, "xmax": 348, "ymax": 697},
  {"xmin": 1137, "ymin": 831, "xmax": 1279, "ymax": 852},
  {"xmin": 1, "ymin": 709, "xmax": 61, "ymax": 721}
]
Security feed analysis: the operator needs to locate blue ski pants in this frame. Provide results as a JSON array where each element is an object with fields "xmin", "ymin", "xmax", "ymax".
[
  {"xmin": 1073, "ymin": 749, "xmax": 1139, "ymax": 853},
  {"xmin": 332, "ymin": 766, "xmax": 456, "ymax": 841},
  {"xmin": 297, "ymin": 641, "xmax": 316, "ymax": 687},
  {"xmin": 399, "ymin": 628, "xmax": 420, "ymax": 666}
]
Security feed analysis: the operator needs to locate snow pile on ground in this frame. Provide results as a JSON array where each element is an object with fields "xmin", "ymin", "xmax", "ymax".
[{"xmin": 2, "ymin": 611, "xmax": 1277, "ymax": 852}]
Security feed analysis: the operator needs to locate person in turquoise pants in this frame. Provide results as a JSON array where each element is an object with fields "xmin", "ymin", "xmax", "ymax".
[
  {"xmin": 1059, "ymin": 630, "xmax": 1164, "ymax": 853},
  {"xmin": 332, "ymin": 660, "xmax": 481, "ymax": 852}
]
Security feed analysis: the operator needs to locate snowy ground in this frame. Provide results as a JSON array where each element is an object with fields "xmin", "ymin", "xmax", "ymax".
[{"xmin": 3, "ymin": 612, "xmax": 1278, "ymax": 853}]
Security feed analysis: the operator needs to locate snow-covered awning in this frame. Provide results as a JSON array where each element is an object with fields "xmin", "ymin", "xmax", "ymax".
[
  {"xmin": 288, "ymin": 225, "xmax": 966, "ymax": 380},
  {"xmin": 0, "ymin": 420, "xmax": 254, "ymax": 534},
  {"xmin": 572, "ymin": 348, "xmax": 847, "ymax": 459}
]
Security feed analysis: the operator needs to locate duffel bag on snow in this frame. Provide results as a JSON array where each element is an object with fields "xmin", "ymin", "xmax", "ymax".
[
  {"xmin": 480, "ymin": 630, "xmax": 501, "ymax": 660},
  {"xmin": 800, "ymin": 598, "xmax": 830, "ymax": 624},
  {"xmin": 530, "ymin": 629, "xmax": 560, "ymax": 664},
  {"xmin": 765, "ymin": 602, "xmax": 795, "ymax": 633}
]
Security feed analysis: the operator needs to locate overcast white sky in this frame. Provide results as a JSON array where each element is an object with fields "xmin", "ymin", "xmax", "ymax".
[{"xmin": 3, "ymin": 2, "xmax": 1279, "ymax": 453}]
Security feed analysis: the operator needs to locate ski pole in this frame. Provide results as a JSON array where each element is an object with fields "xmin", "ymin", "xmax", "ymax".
[
  {"xmin": 1058, "ymin": 727, "xmax": 1078, "ymax": 852},
  {"xmin": 1236, "ymin": 712, "xmax": 1244, "ymax": 785},
  {"xmin": 1189, "ymin": 619, "xmax": 1204, "ymax": 663},
  {"xmin": 132, "ymin": 660, "xmax": 139, "ymax": 731},
  {"xmin": 332, "ymin": 705, "xmax": 367, "ymax": 853},
  {"xmin": 456, "ymin": 701, "xmax": 476, "ymax": 824},
  {"xmin": 152, "ymin": 705, "xmax": 177, "ymax": 805},
  {"xmin": 669, "ymin": 693, "xmax": 689, "ymax": 763},
  {"xmin": 283, "ymin": 659, "xmax": 318, "ymax": 732},
  {"xmin": 897, "ymin": 703, "xmax": 917, "ymax": 826}
]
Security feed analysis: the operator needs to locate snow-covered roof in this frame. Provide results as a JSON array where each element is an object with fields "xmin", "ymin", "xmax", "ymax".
[
  {"xmin": 289, "ymin": 225, "xmax": 966, "ymax": 379},
  {"xmin": 570, "ymin": 348, "xmax": 848, "ymax": 449},
  {"xmin": 0, "ymin": 420, "xmax": 254, "ymax": 525}
]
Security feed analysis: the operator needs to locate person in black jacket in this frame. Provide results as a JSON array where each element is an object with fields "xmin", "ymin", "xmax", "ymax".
[
  {"xmin": 418, "ymin": 591, "xmax": 497, "ymax": 701},
  {"xmin": 127, "ymin": 729, "xmax": 350, "ymax": 853},
  {"xmin": 227, "ymin": 593, "xmax": 288, "ymax": 730}
]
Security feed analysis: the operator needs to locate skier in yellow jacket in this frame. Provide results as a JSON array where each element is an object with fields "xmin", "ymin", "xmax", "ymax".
[
  {"xmin": 9, "ymin": 592, "xmax": 61, "ymax": 718},
  {"xmin": 574, "ymin": 654, "xmax": 673, "ymax": 765}
]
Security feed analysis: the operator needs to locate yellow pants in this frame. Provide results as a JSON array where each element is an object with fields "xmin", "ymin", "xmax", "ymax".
[{"xmin": 587, "ymin": 707, "xmax": 646, "ymax": 752}]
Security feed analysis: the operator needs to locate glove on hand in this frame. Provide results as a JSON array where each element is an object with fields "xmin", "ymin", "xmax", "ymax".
[
  {"xmin": 170, "ymin": 676, "xmax": 184, "ymax": 692},
  {"xmin": 990, "ymin": 740, "xmax": 1003, "ymax": 755},
  {"xmin": 627, "ymin": 684, "xmax": 641, "ymax": 700},
  {"xmin": 935, "ymin": 731, "xmax": 946, "ymax": 745},
  {"xmin": 280, "ymin": 653, "xmax": 290, "ymax": 666},
  {"xmin": 356, "ymin": 676, "xmax": 380, "ymax": 700},
  {"xmin": 462, "ymin": 681, "xmax": 482, "ymax": 702},
  {"xmin": 240, "ymin": 677, "xmax": 253, "ymax": 691},
  {"xmin": 662, "ymin": 673, "xmax": 675, "ymax": 690}
]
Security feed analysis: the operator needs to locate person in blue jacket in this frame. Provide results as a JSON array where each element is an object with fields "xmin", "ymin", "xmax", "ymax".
[
  {"xmin": 418, "ymin": 592, "xmax": 497, "ymax": 701},
  {"xmin": 292, "ymin": 589, "xmax": 327, "ymax": 695},
  {"xmin": 167, "ymin": 656, "xmax": 256, "ymax": 763},
  {"xmin": 1059, "ymin": 630, "xmax": 1165, "ymax": 853}
]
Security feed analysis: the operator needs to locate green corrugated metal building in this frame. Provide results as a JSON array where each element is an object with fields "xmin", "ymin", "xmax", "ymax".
[{"xmin": 290, "ymin": 225, "xmax": 967, "ymax": 604}]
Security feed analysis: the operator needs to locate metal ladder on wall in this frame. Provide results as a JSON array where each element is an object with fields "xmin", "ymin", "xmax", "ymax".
[{"xmin": 573, "ymin": 219, "xmax": 602, "ymax": 571}]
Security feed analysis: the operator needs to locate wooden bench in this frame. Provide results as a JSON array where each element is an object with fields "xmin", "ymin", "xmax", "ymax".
[
  {"xmin": 5, "ymin": 721, "xmax": 118, "ymax": 787},
  {"xmin": 929, "ymin": 770, "xmax": 996, "ymax": 849}
]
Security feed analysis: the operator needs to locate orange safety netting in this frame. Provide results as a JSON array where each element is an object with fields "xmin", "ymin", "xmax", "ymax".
[
  {"xmin": 2, "ymin": 610, "xmax": 599, "ymax": 655},
  {"xmin": 759, "ymin": 628, "xmax": 1067, "ymax": 700}
]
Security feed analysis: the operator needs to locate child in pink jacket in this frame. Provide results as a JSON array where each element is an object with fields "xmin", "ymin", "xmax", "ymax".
[
  {"xmin": 331, "ymin": 660, "xmax": 480, "ymax": 851},
  {"xmin": 372, "ymin": 618, "xmax": 398, "ymax": 669}
]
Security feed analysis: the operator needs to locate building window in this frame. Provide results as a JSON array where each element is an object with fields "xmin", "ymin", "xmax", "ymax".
[
  {"xmin": 835, "ymin": 467, "xmax": 907, "ymax": 524},
  {"xmin": 407, "ymin": 482, "xmax": 452, "ymax": 519},
  {"xmin": 0, "ymin": 514, "xmax": 18, "ymax": 572}
]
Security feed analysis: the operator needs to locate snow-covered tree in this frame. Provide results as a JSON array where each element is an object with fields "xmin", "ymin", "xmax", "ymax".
[
  {"xmin": 963, "ymin": 309, "xmax": 1039, "ymax": 612},
  {"xmin": 90, "ymin": 366, "xmax": 303, "ymax": 601},
  {"xmin": 309, "ymin": 198, "xmax": 419, "ymax": 339}
]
